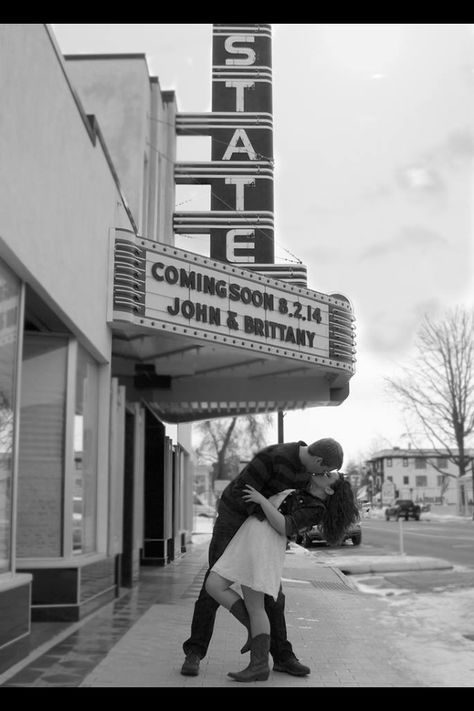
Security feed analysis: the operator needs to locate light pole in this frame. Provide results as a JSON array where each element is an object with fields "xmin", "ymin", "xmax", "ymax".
[{"xmin": 278, "ymin": 410, "xmax": 285, "ymax": 443}]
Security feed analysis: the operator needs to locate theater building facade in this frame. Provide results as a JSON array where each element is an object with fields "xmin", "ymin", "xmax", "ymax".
[{"xmin": 0, "ymin": 24, "xmax": 356, "ymax": 673}]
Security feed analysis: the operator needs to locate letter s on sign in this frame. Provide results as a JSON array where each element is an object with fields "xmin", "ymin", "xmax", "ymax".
[{"xmin": 225, "ymin": 36, "xmax": 256, "ymax": 66}]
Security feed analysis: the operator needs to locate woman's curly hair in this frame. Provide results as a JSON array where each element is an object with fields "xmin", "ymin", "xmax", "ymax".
[{"xmin": 319, "ymin": 475, "xmax": 360, "ymax": 546}]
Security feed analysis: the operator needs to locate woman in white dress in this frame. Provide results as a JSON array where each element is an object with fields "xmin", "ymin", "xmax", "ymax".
[{"xmin": 205, "ymin": 469, "xmax": 359, "ymax": 682}]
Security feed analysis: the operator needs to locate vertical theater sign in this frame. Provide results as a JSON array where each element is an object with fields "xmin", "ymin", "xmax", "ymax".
[
  {"xmin": 111, "ymin": 24, "xmax": 356, "ymax": 421},
  {"xmin": 174, "ymin": 24, "xmax": 308, "ymax": 284},
  {"xmin": 209, "ymin": 23, "xmax": 274, "ymax": 264},
  {"xmin": 175, "ymin": 25, "xmax": 286, "ymax": 274}
]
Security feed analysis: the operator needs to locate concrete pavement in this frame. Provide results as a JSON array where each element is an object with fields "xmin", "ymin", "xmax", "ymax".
[
  {"xmin": 78, "ymin": 539, "xmax": 433, "ymax": 687},
  {"xmin": 0, "ymin": 519, "xmax": 453, "ymax": 687}
]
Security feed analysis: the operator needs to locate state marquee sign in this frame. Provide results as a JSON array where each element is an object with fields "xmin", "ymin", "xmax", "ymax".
[
  {"xmin": 174, "ymin": 24, "xmax": 276, "ymax": 266},
  {"xmin": 112, "ymin": 231, "xmax": 355, "ymax": 371},
  {"xmin": 210, "ymin": 23, "xmax": 274, "ymax": 264}
]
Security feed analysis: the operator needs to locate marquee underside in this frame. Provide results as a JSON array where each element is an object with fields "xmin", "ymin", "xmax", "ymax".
[{"xmin": 112, "ymin": 320, "xmax": 351, "ymax": 423}]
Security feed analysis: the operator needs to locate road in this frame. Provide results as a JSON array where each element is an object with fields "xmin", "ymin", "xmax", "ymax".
[{"xmin": 355, "ymin": 516, "xmax": 473, "ymax": 568}]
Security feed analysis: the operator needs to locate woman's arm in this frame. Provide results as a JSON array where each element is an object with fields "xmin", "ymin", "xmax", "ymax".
[{"xmin": 242, "ymin": 485, "xmax": 286, "ymax": 535}]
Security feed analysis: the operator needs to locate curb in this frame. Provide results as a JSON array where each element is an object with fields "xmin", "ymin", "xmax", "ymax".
[{"xmin": 332, "ymin": 556, "xmax": 453, "ymax": 575}]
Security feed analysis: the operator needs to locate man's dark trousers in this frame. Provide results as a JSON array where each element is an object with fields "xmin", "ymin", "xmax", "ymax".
[{"xmin": 183, "ymin": 509, "xmax": 294, "ymax": 662}]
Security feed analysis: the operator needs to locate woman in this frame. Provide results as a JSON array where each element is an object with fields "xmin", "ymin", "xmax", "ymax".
[{"xmin": 205, "ymin": 469, "xmax": 359, "ymax": 682}]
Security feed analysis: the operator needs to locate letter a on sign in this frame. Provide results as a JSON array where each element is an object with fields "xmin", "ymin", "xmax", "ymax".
[{"xmin": 222, "ymin": 129, "xmax": 257, "ymax": 161}]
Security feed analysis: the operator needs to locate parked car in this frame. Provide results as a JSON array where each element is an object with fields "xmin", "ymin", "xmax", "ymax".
[
  {"xmin": 296, "ymin": 522, "xmax": 362, "ymax": 548},
  {"xmin": 385, "ymin": 499, "xmax": 421, "ymax": 521},
  {"xmin": 193, "ymin": 494, "xmax": 215, "ymax": 518}
]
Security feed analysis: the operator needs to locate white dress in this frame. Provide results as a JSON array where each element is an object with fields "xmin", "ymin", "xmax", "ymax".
[{"xmin": 210, "ymin": 489, "xmax": 294, "ymax": 601}]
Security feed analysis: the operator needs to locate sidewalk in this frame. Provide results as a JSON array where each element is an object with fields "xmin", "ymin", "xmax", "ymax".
[{"xmin": 0, "ymin": 522, "xmax": 432, "ymax": 688}]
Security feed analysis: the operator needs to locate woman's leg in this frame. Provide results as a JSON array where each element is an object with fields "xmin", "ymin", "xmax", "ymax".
[
  {"xmin": 241, "ymin": 585, "xmax": 270, "ymax": 637},
  {"xmin": 205, "ymin": 571, "xmax": 241, "ymax": 610},
  {"xmin": 228, "ymin": 585, "xmax": 270, "ymax": 681},
  {"xmin": 205, "ymin": 572, "xmax": 252, "ymax": 653}
]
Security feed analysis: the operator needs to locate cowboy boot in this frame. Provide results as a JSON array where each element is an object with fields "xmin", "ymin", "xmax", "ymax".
[
  {"xmin": 229, "ymin": 598, "xmax": 252, "ymax": 654},
  {"xmin": 227, "ymin": 633, "xmax": 270, "ymax": 682}
]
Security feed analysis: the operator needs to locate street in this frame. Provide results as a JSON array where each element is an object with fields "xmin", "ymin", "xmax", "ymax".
[
  {"xmin": 352, "ymin": 516, "xmax": 474, "ymax": 568},
  {"xmin": 304, "ymin": 515, "xmax": 474, "ymax": 594}
]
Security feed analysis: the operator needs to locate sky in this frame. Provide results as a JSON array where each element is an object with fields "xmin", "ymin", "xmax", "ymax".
[{"xmin": 51, "ymin": 23, "xmax": 474, "ymax": 464}]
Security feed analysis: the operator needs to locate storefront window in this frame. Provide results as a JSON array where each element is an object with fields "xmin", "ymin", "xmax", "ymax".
[
  {"xmin": 17, "ymin": 334, "xmax": 68, "ymax": 557},
  {"xmin": 72, "ymin": 345, "xmax": 99, "ymax": 555},
  {"xmin": 0, "ymin": 261, "xmax": 21, "ymax": 573}
]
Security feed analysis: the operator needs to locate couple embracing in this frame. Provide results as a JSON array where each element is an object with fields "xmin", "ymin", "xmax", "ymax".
[{"xmin": 181, "ymin": 437, "xmax": 359, "ymax": 682}]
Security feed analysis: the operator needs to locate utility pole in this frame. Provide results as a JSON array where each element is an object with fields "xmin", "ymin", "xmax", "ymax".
[{"xmin": 278, "ymin": 410, "xmax": 284, "ymax": 443}]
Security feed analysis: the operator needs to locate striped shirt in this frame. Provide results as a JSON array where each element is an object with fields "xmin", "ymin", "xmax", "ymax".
[{"xmin": 219, "ymin": 441, "xmax": 312, "ymax": 522}]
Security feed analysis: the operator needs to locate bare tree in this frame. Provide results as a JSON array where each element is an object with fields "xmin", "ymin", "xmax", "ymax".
[
  {"xmin": 385, "ymin": 306, "xmax": 474, "ymax": 511},
  {"xmin": 193, "ymin": 413, "xmax": 273, "ymax": 488}
]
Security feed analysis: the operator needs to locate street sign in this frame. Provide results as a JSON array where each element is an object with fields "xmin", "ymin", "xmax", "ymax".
[{"xmin": 382, "ymin": 480, "xmax": 396, "ymax": 504}]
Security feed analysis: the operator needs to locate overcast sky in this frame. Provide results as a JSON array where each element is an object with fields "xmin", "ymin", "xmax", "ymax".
[{"xmin": 51, "ymin": 23, "xmax": 474, "ymax": 463}]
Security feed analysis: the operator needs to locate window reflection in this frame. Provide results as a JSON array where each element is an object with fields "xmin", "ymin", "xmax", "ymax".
[
  {"xmin": 17, "ymin": 335, "xmax": 67, "ymax": 557},
  {"xmin": 73, "ymin": 415, "xmax": 84, "ymax": 552},
  {"xmin": 73, "ymin": 347, "xmax": 99, "ymax": 555},
  {"xmin": 0, "ymin": 261, "xmax": 20, "ymax": 573}
]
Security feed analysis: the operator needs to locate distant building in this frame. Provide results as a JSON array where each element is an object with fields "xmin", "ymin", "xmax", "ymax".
[{"xmin": 366, "ymin": 447, "xmax": 474, "ymax": 514}]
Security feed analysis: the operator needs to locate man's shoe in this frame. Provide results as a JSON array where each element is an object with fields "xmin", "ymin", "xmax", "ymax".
[
  {"xmin": 273, "ymin": 657, "xmax": 310, "ymax": 676},
  {"xmin": 181, "ymin": 652, "xmax": 200, "ymax": 676}
]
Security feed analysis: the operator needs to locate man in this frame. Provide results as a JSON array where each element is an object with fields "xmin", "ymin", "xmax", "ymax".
[{"xmin": 181, "ymin": 437, "xmax": 344, "ymax": 677}]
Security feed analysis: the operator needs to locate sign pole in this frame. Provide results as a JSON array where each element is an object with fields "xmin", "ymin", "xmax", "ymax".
[
  {"xmin": 398, "ymin": 518, "xmax": 405, "ymax": 556},
  {"xmin": 278, "ymin": 410, "xmax": 284, "ymax": 443}
]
